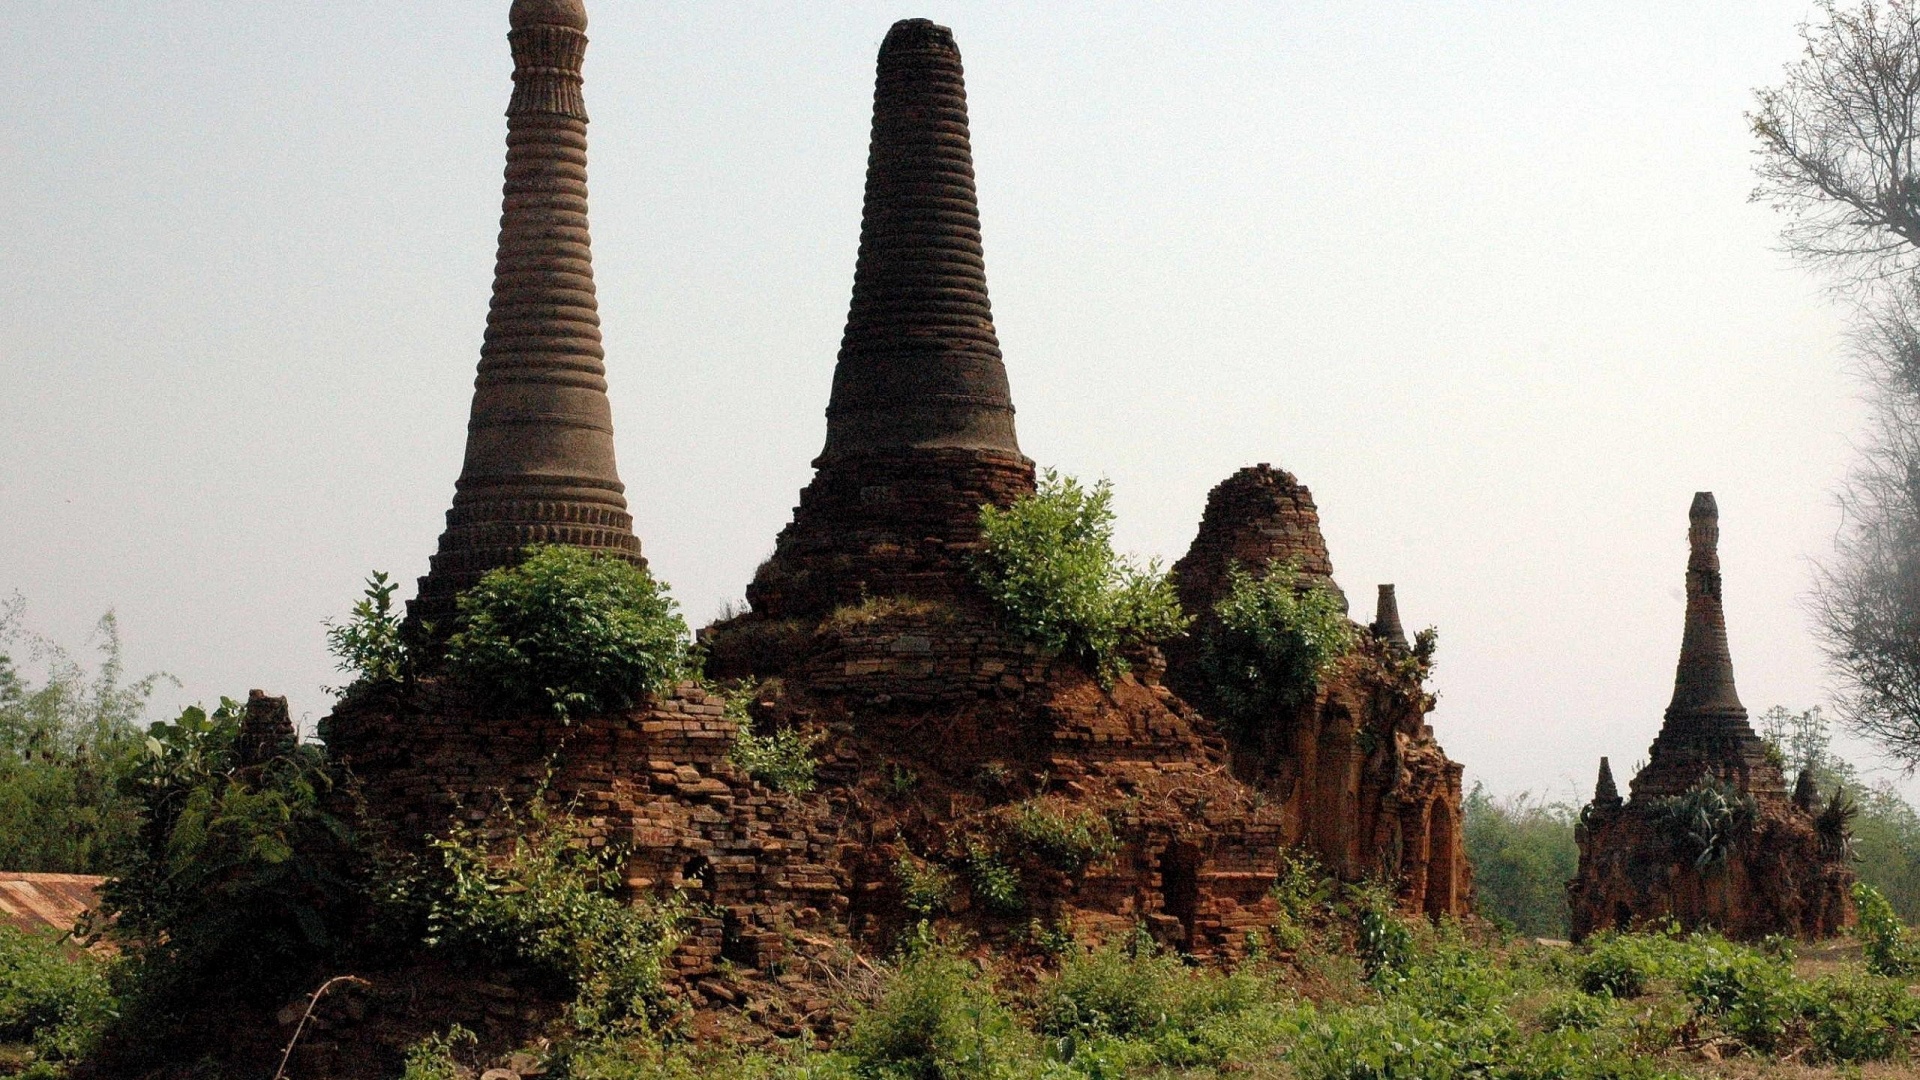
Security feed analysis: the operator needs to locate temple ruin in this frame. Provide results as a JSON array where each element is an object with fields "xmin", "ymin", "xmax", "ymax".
[
  {"xmin": 323, "ymin": 8, "xmax": 1473, "ymax": 1051},
  {"xmin": 1569, "ymin": 493, "xmax": 1854, "ymax": 940}
]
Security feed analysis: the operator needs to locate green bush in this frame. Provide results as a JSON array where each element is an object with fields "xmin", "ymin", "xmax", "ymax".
[
  {"xmin": 963, "ymin": 845, "xmax": 1023, "ymax": 916},
  {"xmin": 446, "ymin": 545, "xmax": 693, "ymax": 719},
  {"xmin": 324, "ymin": 570, "xmax": 408, "ymax": 691},
  {"xmin": 1200, "ymin": 559, "xmax": 1353, "ymax": 729},
  {"xmin": 1853, "ymin": 880, "xmax": 1920, "ymax": 977},
  {"xmin": 843, "ymin": 943, "xmax": 1031, "ymax": 1079},
  {"xmin": 100, "ymin": 700, "xmax": 367, "ymax": 1008},
  {"xmin": 1462, "ymin": 784, "xmax": 1578, "ymax": 938},
  {"xmin": 399, "ymin": 1024, "xmax": 478, "ymax": 1080},
  {"xmin": 1576, "ymin": 934, "xmax": 1652, "ymax": 998},
  {"xmin": 1035, "ymin": 938, "xmax": 1183, "ymax": 1042},
  {"xmin": 894, "ymin": 856, "xmax": 956, "ymax": 919},
  {"xmin": 725, "ymin": 693, "xmax": 816, "ymax": 794},
  {"xmin": 1648, "ymin": 773, "xmax": 1755, "ymax": 871},
  {"xmin": 1003, "ymin": 799, "xmax": 1116, "ymax": 873},
  {"xmin": 0, "ymin": 925, "xmax": 116, "ymax": 1066},
  {"xmin": 1348, "ymin": 883, "xmax": 1413, "ymax": 985},
  {"xmin": 973, "ymin": 470, "xmax": 1190, "ymax": 685},
  {"xmin": 417, "ymin": 799, "xmax": 684, "ymax": 1030}
]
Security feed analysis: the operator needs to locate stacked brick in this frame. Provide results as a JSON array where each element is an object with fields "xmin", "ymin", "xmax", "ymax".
[{"xmin": 1569, "ymin": 494, "xmax": 1854, "ymax": 940}]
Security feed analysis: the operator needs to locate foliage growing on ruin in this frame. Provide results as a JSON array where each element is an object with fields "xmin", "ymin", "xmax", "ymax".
[
  {"xmin": 446, "ymin": 545, "xmax": 692, "ymax": 720},
  {"xmin": 724, "ymin": 691, "xmax": 816, "ymax": 794},
  {"xmin": 324, "ymin": 570, "xmax": 408, "ymax": 692},
  {"xmin": 398, "ymin": 1024, "xmax": 479, "ymax": 1080},
  {"xmin": 414, "ymin": 798, "xmax": 686, "ymax": 1031},
  {"xmin": 1648, "ymin": 774, "xmax": 1758, "ymax": 871},
  {"xmin": 974, "ymin": 470, "xmax": 1190, "ymax": 684},
  {"xmin": 963, "ymin": 843, "xmax": 1023, "ymax": 916},
  {"xmin": 1199, "ymin": 559, "xmax": 1354, "ymax": 732},
  {"xmin": 842, "ymin": 939, "xmax": 1032, "ymax": 1080},
  {"xmin": 1001, "ymin": 798, "xmax": 1117, "ymax": 873},
  {"xmin": 893, "ymin": 855, "xmax": 955, "ymax": 919}
]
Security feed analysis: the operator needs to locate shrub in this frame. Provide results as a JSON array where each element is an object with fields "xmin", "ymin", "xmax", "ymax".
[
  {"xmin": 0, "ymin": 924, "xmax": 116, "ymax": 1066},
  {"xmin": 1681, "ymin": 951, "xmax": 1801, "ymax": 1053},
  {"xmin": 973, "ymin": 470, "xmax": 1190, "ymax": 684},
  {"xmin": 1348, "ymin": 883, "xmax": 1414, "ymax": 985},
  {"xmin": 1805, "ymin": 973, "xmax": 1920, "ymax": 1063},
  {"xmin": 324, "ymin": 570, "xmax": 408, "ymax": 691},
  {"xmin": 963, "ymin": 845, "xmax": 1022, "ymax": 916},
  {"xmin": 1576, "ymin": 935, "xmax": 1652, "ymax": 999},
  {"xmin": 842, "ymin": 943, "xmax": 1031, "ymax": 1079},
  {"xmin": 725, "ymin": 693, "xmax": 816, "ymax": 794},
  {"xmin": 446, "ymin": 545, "xmax": 692, "ymax": 719},
  {"xmin": 1002, "ymin": 799, "xmax": 1116, "ymax": 873},
  {"xmin": 894, "ymin": 856, "xmax": 956, "ymax": 919},
  {"xmin": 1853, "ymin": 880, "xmax": 1920, "ymax": 977},
  {"xmin": 1268, "ymin": 848, "xmax": 1334, "ymax": 953},
  {"xmin": 418, "ymin": 799, "xmax": 684, "ymax": 1030},
  {"xmin": 1035, "ymin": 938, "xmax": 1183, "ymax": 1042},
  {"xmin": 1200, "ymin": 559, "xmax": 1353, "ymax": 729},
  {"xmin": 1648, "ymin": 773, "xmax": 1756, "ymax": 871},
  {"xmin": 100, "ymin": 700, "xmax": 367, "ymax": 1007},
  {"xmin": 399, "ymin": 1024, "xmax": 478, "ymax": 1080}
]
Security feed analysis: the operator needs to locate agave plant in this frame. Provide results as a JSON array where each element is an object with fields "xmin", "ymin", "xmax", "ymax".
[{"xmin": 1651, "ymin": 772, "xmax": 1757, "ymax": 871}]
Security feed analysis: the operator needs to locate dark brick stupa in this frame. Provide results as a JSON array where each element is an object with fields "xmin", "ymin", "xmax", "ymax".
[
  {"xmin": 1371, "ymin": 584, "xmax": 1411, "ymax": 655},
  {"xmin": 744, "ymin": 19, "xmax": 1035, "ymax": 621},
  {"xmin": 410, "ymin": 0, "xmax": 642, "ymax": 628},
  {"xmin": 1570, "ymin": 493, "xmax": 1853, "ymax": 940}
]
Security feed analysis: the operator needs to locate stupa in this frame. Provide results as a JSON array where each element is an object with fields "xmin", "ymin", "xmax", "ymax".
[
  {"xmin": 409, "ymin": 0, "xmax": 642, "ymax": 630},
  {"xmin": 1569, "ymin": 493, "xmax": 1853, "ymax": 939}
]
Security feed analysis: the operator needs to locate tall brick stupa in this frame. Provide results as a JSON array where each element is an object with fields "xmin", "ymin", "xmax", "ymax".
[
  {"xmin": 410, "ymin": 0, "xmax": 642, "ymax": 628},
  {"xmin": 744, "ymin": 19, "xmax": 1036, "ymax": 621},
  {"xmin": 1569, "ymin": 493, "xmax": 1853, "ymax": 939}
]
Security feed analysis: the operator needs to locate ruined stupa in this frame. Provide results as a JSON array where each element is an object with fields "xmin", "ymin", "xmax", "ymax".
[
  {"xmin": 1569, "ymin": 493, "xmax": 1853, "ymax": 939},
  {"xmin": 1166, "ymin": 465, "xmax": 1469, "ymax": 915},
  {"xmin": 742, "ymin": 18, "xmax": 1035, "ymax": 622},
  {"xmin": 1371, "ymin": 584, "xmax": 1411, "ymax": 654},
  {"xmin": 409, "ymin": 0, "xmax": 642, "ymax": 629}
]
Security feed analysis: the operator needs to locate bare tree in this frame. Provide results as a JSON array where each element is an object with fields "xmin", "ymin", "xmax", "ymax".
[
  {"xmin": 1752, "ymin": 0, "xmax": 1920, "ymax": 284},
  {"xmin": 1812, "ymin": 290, "xmax": 1920, "ymax": 765},
  {"xmin": 1753, "ymin": 1, "xmax": 1920, "ymax": 764}
]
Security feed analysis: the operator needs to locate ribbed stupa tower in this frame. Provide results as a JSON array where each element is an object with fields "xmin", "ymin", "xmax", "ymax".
[
  {"xmin": 1627, "ymin": 492, "xmax": 1783, "ymax": 802},
  {"xmin": 1569, "ymin": 493, "xmax": 1851, "ymax": 941},
  {"xmin": 744, "ymin": 19, "xmax": 1035, "ymax": 621},
  {"xmin": 411, "ymin": 0, "xmax": 642, "ymax": 628}
]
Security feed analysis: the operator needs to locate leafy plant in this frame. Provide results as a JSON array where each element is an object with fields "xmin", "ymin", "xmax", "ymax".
[
  {"xmin": 1200, "ymin": 559, "xmax": 1353, "ymax": 729},
  {"xmin": 1576, "ymin": 935, "xmax": 1652, "ymax": 998},
  {"xmin": 964, "ymin": 845, "xmax": 1023, "ymax": 916},
  {"xmin": 1035, "ymin": 937, "xmax": 1183, "ymax": 1043},
  {"xmin": 399, "ymin": 1024, "xmax": 478, "ymax": 1080},
  {"xmin": 1348, "ymin": 882, "xmax": 1413, "ymax": 985},
  {"xmin": 446, "ymin": 545, "xmax": 693, "ymax": 720},
  {"xmin": 973, "ymin": 470, "xmax": 1190, "ymax": 684},
  {"xmin": 1268, "ymin": 848, "xmax": 1333, "ymax": 952},
  {"xmin": 1003, "ymin": 799, "xmax": 1116, "ymax": 873},
  {"xmin": 725, "ymin": 692, "xmax": 816, "ymax": 794},
  {"xmin": 1463, "ymin": 784, "xmax": 1578, "ymax": 938},
  {"xmin": 894, "ymin": 856, "xmax": 956, "ymax": 919},
  {"xmin": 843, "ymin": 941, "xmax": 1031, "ymax": 1080},
  {"xmin": 324, "ymin": 571, "xmax": 408, "ymax": 691},
  {"xmin": 1853, "ymin": 880, "xmax": 1920, "ymax": 977},
  {"xmin": 417, "ymin": 798, "xmax": 685, "ymax": 1030},
  {"xmin": 1648, "ymin": 772, "xmax": 1756, "ymax": 870},
  {"xmin": 0, "ymin": 924, "xmax": 116, "ymax": 1066}
]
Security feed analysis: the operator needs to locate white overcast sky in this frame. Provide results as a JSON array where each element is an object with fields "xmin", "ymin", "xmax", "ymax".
[{"xmin": 1, "ymin": 1, "xmax": 1892, "ymax": 799}]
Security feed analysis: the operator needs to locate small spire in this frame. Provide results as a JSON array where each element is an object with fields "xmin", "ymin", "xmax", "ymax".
[
  {"xmin": 1594, "ymin": 756, "xmax": 1622, "ymax": 806},
  {"xmin": 1665, "ymin": 492, "xmax": 1746, "ymax": 722},
  {"xmin": 1372, "ymin": 584, "xmax": 1410, "ymax": 654},
  {"xmin": 1793, "ymin": 767, "xmax": 1820, "ymax": 813}
]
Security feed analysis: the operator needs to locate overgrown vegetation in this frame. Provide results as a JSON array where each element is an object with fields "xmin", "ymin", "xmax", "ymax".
[
  {"xmin": 725, "ymin": 691, "xmax": 817, "ymax": 794},
  {"xmin": 324, "ymin": 570, "xmax": 408, "ymax": 692},
  {"xmin": 973, "ymin": 469, "xmax": 1190, "ymax": 684},
  {"xmin": 446, "ymin": 545, "xmax": 694, "ymax": 719},
  {"xmin": 1200, "ymin": 559, "xmax": 1354, "ymax": 730},
  {"xmin": 413, "ymin": 799, "xmax": 685, "ymax": 1030},
  {"xmin": 1001, "ymin": 798, "xmax": 1117, "ymax": 873},
  {"xmin": 0, "ymin": 925, "xmax": 115, "ymax": 1073},
  {"xmin": 0, "ymin": 599, "xmax": 164, "ymax": 874}
]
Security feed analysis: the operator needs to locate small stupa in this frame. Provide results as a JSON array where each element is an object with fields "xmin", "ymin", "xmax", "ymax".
[{"xmin": 1569, "ymin": 493, "xmax": 1853, "ymax": 939}]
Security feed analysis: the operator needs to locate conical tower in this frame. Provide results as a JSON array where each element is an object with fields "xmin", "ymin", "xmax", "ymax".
[
  {"xmin": 745, "ymin": 19, "xmax": 1034, "ymax": 621},
  {"xmin": 1592, "ymin": 757, "xmax": 1622, "ymax": 809},
  {"xmin": 411, "ymin": 0, "xmax": 642, "ymax": 628},
  {"xmin": 1371, "ymin": 584, "xmax": 1410, "ymax": 654},
  {"xmin": 1628, "ymin": 493, "xmax": 1783, "ymax": 801}
]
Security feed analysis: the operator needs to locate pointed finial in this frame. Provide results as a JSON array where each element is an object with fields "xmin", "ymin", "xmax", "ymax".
[
  {"xmin": 1594, "ymin": 757, "xmax": 1622, "ymax": 806},
  {"xmin": 1793, "ymin": 767, "xmax": 1820, "ymax": 813},
  {"xmin": 1372, "ymin": 584, "xmax": 1410, "ymax": 654}
]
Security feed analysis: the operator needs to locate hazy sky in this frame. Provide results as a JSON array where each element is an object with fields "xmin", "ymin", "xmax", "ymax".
[{"xmin": 1, "ymin": 2, "xmax": 1886, "ymax": 799}]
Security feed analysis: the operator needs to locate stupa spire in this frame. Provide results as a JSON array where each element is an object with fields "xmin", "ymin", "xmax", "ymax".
[
  {"xmin": 1371, "ymin": 584, "xmax": 1410, "ymax": 654},
  {"xmin": 736, "ymin": 19, "xmax": 1035, "ymax": 625},
  {"xmin": 1630, "ymin": 493, "xmax": 1782, "ymax": 801},
  {"xmin": 412, "ymin": 0, "xmax": 641, "ymax": 627},
  {"xmin": 820, "ymin": 18, "xmax": 1021, "ymax": 460},
  {"xmin": 1593, "ymin": 757, "xmax": 1621, "ymax": 807}
]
